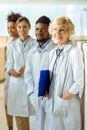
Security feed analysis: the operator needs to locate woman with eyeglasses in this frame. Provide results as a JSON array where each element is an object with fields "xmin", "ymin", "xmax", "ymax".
[{"xmin": 43, "ymin": 17, "xmax": 84, "ymax": 130}]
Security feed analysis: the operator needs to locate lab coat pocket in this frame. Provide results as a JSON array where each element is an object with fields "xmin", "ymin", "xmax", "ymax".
[{"xmin": 53, "ymin": 96, "xmax": 69, "ymax": 117}]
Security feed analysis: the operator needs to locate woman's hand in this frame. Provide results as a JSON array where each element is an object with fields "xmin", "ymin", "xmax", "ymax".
[
  {"xmin": 62, "ymin": 92, "xmax": 75, "ymax": 100},
  {"xmin": 9, "ymin": 69, "xmax": 20, "ymax": 77},
  {"xmin": 19, "ymin": 66, "xmax": 25, "ymax": 76}
]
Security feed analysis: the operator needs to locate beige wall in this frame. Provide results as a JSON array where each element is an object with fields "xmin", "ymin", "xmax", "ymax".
[{"xmin": 0, "ymin": 37, "xmax": 9, "ymax": 81}]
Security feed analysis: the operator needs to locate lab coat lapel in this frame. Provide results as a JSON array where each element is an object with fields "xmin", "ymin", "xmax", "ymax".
[{"xmin": 15, "ymin": 39, "xmax": 22, "ymax": 53}]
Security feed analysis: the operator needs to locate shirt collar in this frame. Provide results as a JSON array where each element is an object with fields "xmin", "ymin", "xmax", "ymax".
[
  {"xmin": 19, "ymin": 37, "xmax": 29, "ymax": 49},
  {"xmin": 54, "ymin": 41, "xmax": 73, "ymax": 55},
  {"xmin": 36, "ymin": 38, "xmax": 50, "ymax": 53}
]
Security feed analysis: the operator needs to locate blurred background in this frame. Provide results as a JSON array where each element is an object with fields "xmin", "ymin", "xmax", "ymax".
[{"xmin": 0, "ymin": 1, "xmax": 87, "ymax": 37}]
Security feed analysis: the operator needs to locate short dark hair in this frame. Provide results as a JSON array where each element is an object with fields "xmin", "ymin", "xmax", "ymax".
[
  {"xmin": 36, "ymin": 15, "xmax": 51, "ymax": 26},
  {"xmin": 7, "ymin": 11, "xmax": 22, "ymax": 22}
]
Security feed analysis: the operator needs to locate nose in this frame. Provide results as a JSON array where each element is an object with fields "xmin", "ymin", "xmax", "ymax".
[
  {"xmin": 38, "ymin": 29, "xmax": 43, "ymax": 33},
  {"xmin": 57, "ymin": 30, "xmax": 62, "ymax": 35}
]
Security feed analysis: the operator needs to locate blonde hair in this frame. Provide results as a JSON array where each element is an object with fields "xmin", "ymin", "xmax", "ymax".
[{"xmin": 49, "ymin": 16, "xmax": 74, "ymax": 36}]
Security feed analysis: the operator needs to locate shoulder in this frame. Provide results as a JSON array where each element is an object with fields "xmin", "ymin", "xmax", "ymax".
[
  {"xmin": 49, "ymin": 47, "xmax": 56, "ymax": 59},
  {"xmin": 69, "ymin": 45, "xmax": 82, "ymax": 57},
  {"xmin": 7, "ymin": 39, "xmax": 15, "ymax": 47},
  {"xmin": 28, "ymin": 36, "xmax": 36, "ymax": 46},
  {"xmin": 29, "ymin": 36, "xmax": 35, "ymax": 41},
  {"xmin": 49, "ymin": 39, "xmax": 57, "ymax": 48},
  {"xmin": 69, "ymin": 45, "xmax": 83, "ymax": 65},
  {"xmin": 27, "ymin": 45, "xmax": 35, "ymax": 56},
  {"xmin": 10, "ymin": 38, "xmax": 19, "ymax": 48},
  {"xmin": 46, "ymin": 39, "xmax": 57, "ymax": 51}
]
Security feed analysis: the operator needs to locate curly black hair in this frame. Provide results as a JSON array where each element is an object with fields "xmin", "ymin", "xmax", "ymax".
[
  {"xmin": 36, "ymin": 15, "xmax": 51, "ymax": 25},
  {"xmin": 7, "ymin": 11, "xmax": 22, "ymax": 22}
]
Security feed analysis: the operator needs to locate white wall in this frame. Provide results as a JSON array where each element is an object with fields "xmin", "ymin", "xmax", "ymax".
[
  {"xmin": 0, "ymin": 4, "xmax": 87, "ymax": 38},
  {"xmin": 0, "ymin": 0, "xmax": 87, "ymax": 4}
]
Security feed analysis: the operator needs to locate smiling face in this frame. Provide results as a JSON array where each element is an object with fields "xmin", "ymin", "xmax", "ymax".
[
  {"xmin": 7, "ymin": 22, "xmax": 18, "ymax": 39},
  {"xmin": 52, "ymin": 24, "xmax": 69, "ymax": 47},
  {"xmin": 49, "ymin": 17, "xmax": 74, "ymax": 48},
  {"xmin": 17, "ymin": 21, "xmax": 30, "ymax": 41},
  {"xmin": 35, "ymin": 23, "xmax": 49, "ymax": 46}
]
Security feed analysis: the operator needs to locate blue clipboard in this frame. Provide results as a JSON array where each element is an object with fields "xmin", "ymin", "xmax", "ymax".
[{"xmin": 38, "ymin": 70, "xmax": 50, "ymax": 97}]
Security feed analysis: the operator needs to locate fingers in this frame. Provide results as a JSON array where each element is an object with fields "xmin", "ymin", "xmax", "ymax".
[
  {"xmin": 19, "ymin": 66, "xmax": 25, "ymax": 74},
  {"xmin": 42, "ymin": 91, "xmax": 48, "ymax": 98}
]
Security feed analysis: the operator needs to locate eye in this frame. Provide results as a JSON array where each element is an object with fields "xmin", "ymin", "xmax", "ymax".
[
  {"xmin": 54, "ymin": 28, "xmax": 57, "ymax": 31},
  {"xmin": 12, "ymin": 27, "xmax": 15, "ymax": 29},
  {"xmin": 17, "ymin": 25, "xmax": 21, "ymax": 29},
  {"xmin": 58, "ymin": 28, "xmax": 67, "ymax": 34},
  {"xmin": 60, "ymin": 28, "xmax": 65, "ymax": 33},
  {"xmin": 23, "ymin": 25, "xmax": 28, "ymax": 28},
  {"xmin": 35, "ymin": 28, "xmax": 39, "ymax": 31},
  {"xmin": 41, "ymin": 28, "xmax": 48, "ymax": 32},
  {"xmin": 7, "ymin": 27, "xmax": 9, "ymax": 30}
]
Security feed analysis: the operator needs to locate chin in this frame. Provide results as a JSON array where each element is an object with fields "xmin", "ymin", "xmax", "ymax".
[{"xmin": 37, "ymin": 39, "xmax": 44, "ymax": 42}]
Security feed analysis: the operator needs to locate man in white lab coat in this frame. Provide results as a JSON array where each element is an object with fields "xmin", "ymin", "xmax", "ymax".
[{"xmin": 24, "ymin": 16, "xmax": 56, "ymax": 130}]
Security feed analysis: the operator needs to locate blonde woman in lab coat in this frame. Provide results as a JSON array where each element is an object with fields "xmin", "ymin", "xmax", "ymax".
[
  {"xmin": 43, "ymin": 17, "xmax": 84, "ymax": 130},
  {"xmin": 6, "ymin": 16, "xmax": 35, "ymax": 130}
]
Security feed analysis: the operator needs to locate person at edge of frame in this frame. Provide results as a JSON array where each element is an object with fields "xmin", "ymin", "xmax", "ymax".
[{"xmin": 4, "ymin": 11, "xmax": 22, "ymax": 130}]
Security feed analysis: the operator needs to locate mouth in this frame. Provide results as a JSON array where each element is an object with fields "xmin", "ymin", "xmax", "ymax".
[
  {"xmin": 8, "ymin": 32, "xmax": 14, "ymax": 36},
  {"xmin": 20, "ymin": 32, "xmax": 25, "ymax": 35},
  {"xmin": 36, "ymin": 34, "xmax": 43, "ymax": 39},
  {"xmin": 56, "ymin": 36, "xmax": 63, "ymax": 40}
]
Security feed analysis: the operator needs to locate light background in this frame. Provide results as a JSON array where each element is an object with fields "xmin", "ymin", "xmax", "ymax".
[{"xmin": 0, "ymin": 0, "xmax": 87, "ymax": 38}]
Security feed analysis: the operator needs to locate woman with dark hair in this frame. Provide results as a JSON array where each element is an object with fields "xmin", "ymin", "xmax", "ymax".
[{"xmin": 5, "ymin": 11, "xmax": 22, "ymax": 130}]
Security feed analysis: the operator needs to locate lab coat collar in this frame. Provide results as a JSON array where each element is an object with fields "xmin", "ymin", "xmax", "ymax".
[
  {"xmin": 15, "ymin": 36, "xmax": 33, "ymax": 52},
  {"xmin": 33, "ymin": 39, "xmax": 53, "ymax": 53},
  {"xmin": 54, "ymin": 41, "xmax": 73, "ymax": 54}
]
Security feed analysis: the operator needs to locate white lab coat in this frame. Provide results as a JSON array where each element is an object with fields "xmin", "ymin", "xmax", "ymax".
[
  {"xmin": 4, "ymin": 39, "xmax": 17, "ymax": 105},
  {"xmin": 24, "ymin": 39, "xmax": 56, "ymax": 129},
  {"xmin": 6, "ymin": 36, "xmax": 35, "ymax": 116},
  {"xmin": 44, "ymin": 41, "xmax": 84, "ymax": 130}
]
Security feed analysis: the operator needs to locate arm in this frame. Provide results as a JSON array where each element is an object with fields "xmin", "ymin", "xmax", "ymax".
[
  {"xmin": 9, "ymin": 69, "xmax": 20, "ymax": 77},
  {"xmin": 63, "ymin": 48, "xmax": 84, "ymax": 100},
  {"xmin": 24, "ymin": 50, "xmax": 34, "ymax": 96},
  {"xmin": 6, "ymin": 43, "xmax": 20, "ymax": 78},
  {"xmin": 6, "ymin": 43, "xmax": 14, "ymax": 72}
]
